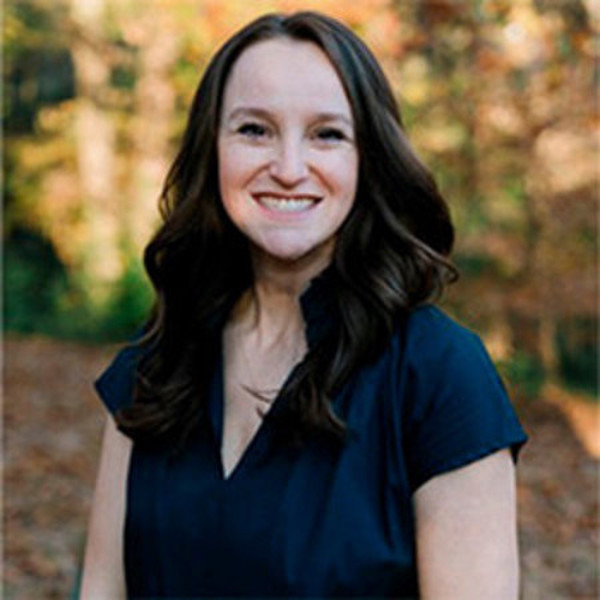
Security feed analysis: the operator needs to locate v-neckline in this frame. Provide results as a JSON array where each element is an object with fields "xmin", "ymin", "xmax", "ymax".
[
  {"xmin": 210, "ymin": 346, "xmax": 299, "ymax": 483},
  {"xmin": 207, "ymin": 268, "xmax": 336, "ymax": 483}
]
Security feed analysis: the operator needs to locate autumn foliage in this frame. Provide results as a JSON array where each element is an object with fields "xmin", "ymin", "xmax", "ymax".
[{"xmin": 3, "ymin": 1, "xmax": 598, "ymax": 595}]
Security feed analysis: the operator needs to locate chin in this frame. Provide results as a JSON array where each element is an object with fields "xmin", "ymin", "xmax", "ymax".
[
  {"xmin": 266, "ymin": 247, "xmax": 317, "ymax": 263},
  {"xmin": 253, "ymin": 237, "xmax": 334, "ymax": 266}
]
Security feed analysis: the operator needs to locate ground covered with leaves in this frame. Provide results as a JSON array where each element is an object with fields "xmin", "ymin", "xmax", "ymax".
[{"xmin": 4, "ymin": 337, "xmax": 598, "ymax": 599}]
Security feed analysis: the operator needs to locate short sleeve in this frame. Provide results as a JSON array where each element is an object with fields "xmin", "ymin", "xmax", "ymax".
[
  {"xmin": 402, "ymin": 306, "xmax": 528, "ymax": 492},
  {"xmin": 94, "ymin": 342, "xmax": 144, "ymax": 415}
]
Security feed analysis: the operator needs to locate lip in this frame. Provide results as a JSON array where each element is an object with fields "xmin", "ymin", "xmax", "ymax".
[{"xmin": 252, "ymin": 191, "xmax": 322, "ymax": 201}]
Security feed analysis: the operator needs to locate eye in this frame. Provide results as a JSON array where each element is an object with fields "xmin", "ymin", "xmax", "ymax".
[
  {"xmin": 314, "ymin": 127, "xmax": 347, "ymax": 142},
  {"xmin": 237, "ymin": 122, "xmax": 268, "ymax": 138}
]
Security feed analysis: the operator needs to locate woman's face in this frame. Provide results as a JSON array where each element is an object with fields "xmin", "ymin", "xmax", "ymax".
[{"xmin": 217, "ymin": 38, "xmax": 359, "ymax": 267}]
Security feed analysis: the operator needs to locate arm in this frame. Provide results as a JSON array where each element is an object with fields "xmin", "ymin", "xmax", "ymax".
[
  {"xmin": 80, "ymin": 416, "xmax": 132, "ymax": 599},
  {"xmin": 414, "ymin": 449, "xmax": 519, "ymax": 600}
]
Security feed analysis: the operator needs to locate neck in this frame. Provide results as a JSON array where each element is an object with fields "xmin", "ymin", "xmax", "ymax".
[{"xmin": 230, "ymin": 248, "xmax": 331, "ymax": 346}]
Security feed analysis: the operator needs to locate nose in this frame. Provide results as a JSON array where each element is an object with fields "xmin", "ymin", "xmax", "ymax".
[{"xmin": 269, "ymin": 136, "xmax": 308, "ymax": 186}]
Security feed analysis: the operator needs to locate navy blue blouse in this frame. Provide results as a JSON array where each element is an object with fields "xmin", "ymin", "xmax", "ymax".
[{"xmin": 95, "ymin": 279, "xmax": 527, "ymax": 598}]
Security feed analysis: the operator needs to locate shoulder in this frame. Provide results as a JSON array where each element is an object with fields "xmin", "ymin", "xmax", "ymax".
[
  {"xmin": 402, "ymin": 304, "xmax": 485, "ymax": 365},
  {"xmin": 396, "ymin": 304, "xmax": 512, "ymax": 426},
  {"xmin": 95, "ymin": 337, "xmax": 148, "ymax": 415},
  {"xmin": 405, "ymin": 303, "xmax": 464, "ymax": 332},
  {"xmin": 395, "ymin": 305, "xmax": 527, "ymax": 491}
]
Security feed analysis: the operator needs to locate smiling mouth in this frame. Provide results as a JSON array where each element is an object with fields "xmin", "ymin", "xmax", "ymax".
[{"xmin": 253, "ymin": 194, "xmax": 321, "ymax": 213}]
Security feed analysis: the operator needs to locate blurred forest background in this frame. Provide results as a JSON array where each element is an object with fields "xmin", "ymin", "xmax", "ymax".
[{"xmin": 3, "ymin": 0, "xmax": 598, "ymax": 598}]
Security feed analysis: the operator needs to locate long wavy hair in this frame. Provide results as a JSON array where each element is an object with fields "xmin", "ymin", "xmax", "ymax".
[{"xmin": 116, "ymin": 11, "xmax": 457, "ymax": 447}]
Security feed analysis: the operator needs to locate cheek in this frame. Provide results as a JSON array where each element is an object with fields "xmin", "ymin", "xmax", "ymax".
[
  {"xmin": 217, "ymin": 146, "xmax": 240, "ymax": 194},
  {"xmin": 218, "ymin": 145, "xmax": 264, "ymax": 197},
  {"xmin": 335, "ymin": 154, "xmax": 359, "ymax": 220},
  {"xmin": 326, "ymin": 149, "xmax": 358, "ymax": 191},
  {"xmin": 217, "ymin": 150, "xmax": 242, "ymax": 225}
]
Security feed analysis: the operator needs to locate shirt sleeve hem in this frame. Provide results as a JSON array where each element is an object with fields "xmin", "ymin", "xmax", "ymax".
[{"xmin": 410, "ymin": 434, "xmax": 528, "ymax": 494}]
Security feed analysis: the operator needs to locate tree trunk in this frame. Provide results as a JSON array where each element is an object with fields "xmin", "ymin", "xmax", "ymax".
[
  {"xmin": 538, "ymin": 311, "xmax": 560, "ymax": 381},
  {"xmin": 128, "ymin": 21, "xmax": 178, "ymax": 254},
  {"xmin": 69, "ymin": 0, "xmax": 121, "ymax": 301}
]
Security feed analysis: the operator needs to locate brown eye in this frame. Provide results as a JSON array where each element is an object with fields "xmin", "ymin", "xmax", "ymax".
[
  {"xmin": 238, "ymin": 123, "xmax": 268, "ymax": 138},
  {"xmin": 316, "ymin": 127, "xmax": 346, "ymax": 141}
]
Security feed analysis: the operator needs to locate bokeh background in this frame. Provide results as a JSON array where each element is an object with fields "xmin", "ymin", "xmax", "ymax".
[{"xmin": 4, "ymin": 0, "xmax": 598, "ymax": 598}]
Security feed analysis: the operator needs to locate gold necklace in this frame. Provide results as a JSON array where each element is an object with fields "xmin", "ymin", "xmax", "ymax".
[{"xmin": 236, "ymin": 331, "xmax": 305, "ymax": 410}]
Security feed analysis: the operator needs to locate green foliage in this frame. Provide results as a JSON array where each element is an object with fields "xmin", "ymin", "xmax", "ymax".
[
  {"xmin": 4, "ymin": 228, "xmax": 70, "ymax": 334},
  {"xmin": 4, "ymin": 1, "xmax": 75, "ymax": 134},
  {"xmin": 3, "ymin": 0, "xmax": 596, "ymax": 384},
  {"xmin": 110, "ymin": 63, "xmax": 137, "ymax": 90},
  {"xmin": 454, "ymin": 252, "xmax": 502, "ymax": 277},
  {"xmin": 99, "ymin": 258, "xmax": 154, "ymax": 342},
  {"xmin": 4, "ymin": 228, "xmax": 153, "ymax": 343},
  {"xmin": 499, "ymin": 351, "xmax": 546, "ymax": 400},
  {"xmin": 557, "ymin": 319, "xmax": 599, "ymax": 398}
]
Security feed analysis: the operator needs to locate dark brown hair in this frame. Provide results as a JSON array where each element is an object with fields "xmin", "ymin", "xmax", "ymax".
[{"xmin": 116, "ymin": 11, "xmax": 457, "ymax": 446}]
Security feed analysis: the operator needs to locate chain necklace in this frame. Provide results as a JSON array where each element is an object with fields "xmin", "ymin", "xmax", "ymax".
[{"xmin": 235, "ymin": 330, "xmax": 306, "ymax": 412}]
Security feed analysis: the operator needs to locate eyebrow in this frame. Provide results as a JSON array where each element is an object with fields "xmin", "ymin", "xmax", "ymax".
[{"xmin": 224, "ymin": 106, "xmax": 354, "ymax": 128}]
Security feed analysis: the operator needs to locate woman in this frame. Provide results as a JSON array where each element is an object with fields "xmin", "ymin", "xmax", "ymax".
[{"xmin": 81, "ymin": 11, "xmax": 527, "ymax": 599}]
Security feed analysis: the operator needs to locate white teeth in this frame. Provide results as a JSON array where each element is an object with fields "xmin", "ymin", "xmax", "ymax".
[{"xmin": 258, "ymin": 196, "xmax": 316, "ymax": 212}]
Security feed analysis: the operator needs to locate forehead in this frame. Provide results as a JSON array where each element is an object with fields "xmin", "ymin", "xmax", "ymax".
[{"xmin": 221, "ymin": 38, "xmax": 352, "ymax": 116}]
